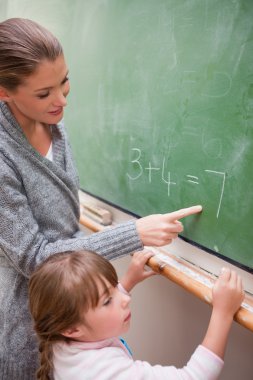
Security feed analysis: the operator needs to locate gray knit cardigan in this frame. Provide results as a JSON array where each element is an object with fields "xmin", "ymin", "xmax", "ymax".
[{"xmin": 0, "ymin": 102, "xmax": 143, "ymax": 380}]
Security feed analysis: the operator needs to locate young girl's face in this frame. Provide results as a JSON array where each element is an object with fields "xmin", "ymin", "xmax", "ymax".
[
  {"xmin": 4, "ymin": 54, "xmax": 69, "ymax": 127},
  {"xmin": 73, "ymin": 279, "xmax": 131, "ymax": 342}
]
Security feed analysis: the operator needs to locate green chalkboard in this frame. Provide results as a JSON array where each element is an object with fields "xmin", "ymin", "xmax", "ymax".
[{"xmin": 2, "ymin": 0, "xmax": 253, "ymax": 271}]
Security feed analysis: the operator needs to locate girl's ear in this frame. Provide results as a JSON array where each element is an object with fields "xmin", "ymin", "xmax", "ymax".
[
  {"xmin": 0, "ymin": 86, "xmax": 12, "ymax": 102},
  {"xmin": 61, "ymin": 325, "xmax": 85, "ymax": 339}
]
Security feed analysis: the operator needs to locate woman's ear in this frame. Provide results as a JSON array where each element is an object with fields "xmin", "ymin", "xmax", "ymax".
[{"xmin": 0, "ymin": 86, "xmax": 12, "ymax": 102}]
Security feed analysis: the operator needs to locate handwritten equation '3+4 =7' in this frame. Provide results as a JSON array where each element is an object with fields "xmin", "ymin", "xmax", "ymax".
[{"xmin": 126, "ymin": 148, "xmax": 225, "ymax": 219}]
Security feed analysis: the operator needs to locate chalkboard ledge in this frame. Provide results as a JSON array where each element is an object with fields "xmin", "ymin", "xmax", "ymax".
[{"xmin": 146, "ymin": 247, "xmax": 253, "ymax": 333}]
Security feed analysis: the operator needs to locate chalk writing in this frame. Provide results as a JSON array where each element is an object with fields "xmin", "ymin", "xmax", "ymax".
[
  {"xmin": 186, "ymin": 175, "xmax": 199, "ymax": 185},
  {"xmin": 202, "ymin": 71, "xmax": 232, "ymax": 98},
  {"xmin": 126, "ymin": 148, "xmax": 143, "ymax": 180},
  {"xmin": 162, "ymin": 157, "xmax": 177, "ymax": 196},
  {"xmin": 204, "ymin": 170, "xmax": 226, "ymax": 218},
  {"xmin": 145, "ymin": 162, "xmax": 160, "ymax": 183},
  {"xmin": 127, "ymin": 148, "xmax": 226, "ymax": 218}
]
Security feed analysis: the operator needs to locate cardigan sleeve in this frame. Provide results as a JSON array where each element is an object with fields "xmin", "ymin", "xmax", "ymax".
[{"xmin": 0, "ymin": 158, "xmax": 143, "ymax": 278}]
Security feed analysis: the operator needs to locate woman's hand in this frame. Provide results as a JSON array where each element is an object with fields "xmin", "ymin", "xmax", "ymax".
[{"xmin": 136, "ymin": 205, "xmax": 202, "ymax": 246}]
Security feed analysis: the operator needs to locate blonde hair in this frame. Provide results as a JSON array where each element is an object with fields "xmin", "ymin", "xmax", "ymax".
[
  {"xmin": 29, "ymin": 250, "xmax": 118, "ymax": 380},
  {"xmin": 0, "ymin": 17, "xmax": 63, "ymax": 91}
]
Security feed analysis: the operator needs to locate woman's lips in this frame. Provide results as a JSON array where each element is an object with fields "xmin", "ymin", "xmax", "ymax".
[{"xmin": 48, "ymin": 108, "xmax": 62, "ymax": 116}]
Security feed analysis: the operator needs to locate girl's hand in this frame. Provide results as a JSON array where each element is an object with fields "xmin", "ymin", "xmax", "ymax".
[
  {"xmin": 120, "ymin": 251, "xmax": 157, "ymax": 292},
  {"xmin": 201, "ymin": 268, "xmax": 244, "ymax": 359},
  {"xmin": 212, "ymin": 268, "xmax": 244, "ymax": 319}
]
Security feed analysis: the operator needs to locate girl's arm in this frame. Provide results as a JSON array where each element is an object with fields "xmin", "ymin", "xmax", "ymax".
[{"xmin": 201, "ymin": 268, "xmax": 244, "ymax": 359}]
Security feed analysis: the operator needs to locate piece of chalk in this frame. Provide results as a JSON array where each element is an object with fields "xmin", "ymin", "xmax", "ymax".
[{"xmin": 80, "ymin": 203, "xmax": 112, "ymax": 226}]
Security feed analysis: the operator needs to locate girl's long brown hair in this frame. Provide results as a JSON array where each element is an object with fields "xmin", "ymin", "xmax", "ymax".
[
  {"xmin": 0, "ymin": 17, "xmax": 63, "ymax": 91},
  {"xmin": 29, "ymin": 250, "xmax": 118, "ymax": 380}
]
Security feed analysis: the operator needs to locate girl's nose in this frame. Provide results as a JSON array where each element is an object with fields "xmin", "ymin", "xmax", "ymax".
[{"xmin": 121, "ymin": 293, "xmax": 131, "ymax": 308}]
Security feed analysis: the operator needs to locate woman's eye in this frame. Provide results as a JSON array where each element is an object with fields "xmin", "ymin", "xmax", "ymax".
[
  {"xmin": 37, "ymin": 92, "xmax": 50, "ymax": 99},
  {"xmin": 62, "ymin": 76, "xmax": 69, "ymax": 84}
]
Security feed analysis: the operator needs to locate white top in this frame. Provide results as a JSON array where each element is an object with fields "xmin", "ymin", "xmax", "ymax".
[
  {"xmin": 53, "ymin": 339, "xmax": 224, "ymax": 380},
  {"xmin": 45, "ymin": 143, "xmax": 53, "ymax": 161}
]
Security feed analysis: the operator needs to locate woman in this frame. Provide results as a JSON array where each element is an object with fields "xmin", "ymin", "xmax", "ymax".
[{"xmin": 0, "ymin": 18, "xmax": 201, "ymax": 379}]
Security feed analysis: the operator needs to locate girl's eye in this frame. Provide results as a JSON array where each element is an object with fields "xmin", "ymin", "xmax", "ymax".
[
  {"xmin": 103, "ymin": 297, "xmax": 112, "ymax": 306},
  {"xmin": 37, "ymin": 92, "xmax": 50, "ymax": 99}
]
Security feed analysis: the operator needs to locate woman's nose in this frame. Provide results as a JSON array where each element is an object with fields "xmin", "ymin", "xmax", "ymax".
[{"xmin": 54, "ymin": 91, "xmax": 67, "ymax": 107}]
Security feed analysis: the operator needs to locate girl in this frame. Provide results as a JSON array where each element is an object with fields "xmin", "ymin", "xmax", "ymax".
[
  {"xmin": 29, "ymin": 249, "xmax": 244, "ymax": 380},
  {"xmin": 0, "ymin": 17, "xmax": 202, "ymax": 379}
]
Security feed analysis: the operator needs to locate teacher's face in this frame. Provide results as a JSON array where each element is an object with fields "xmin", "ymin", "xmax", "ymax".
[{"xmin": 4, "ymin": 54, "xmax": 70, "ymax": 126}]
